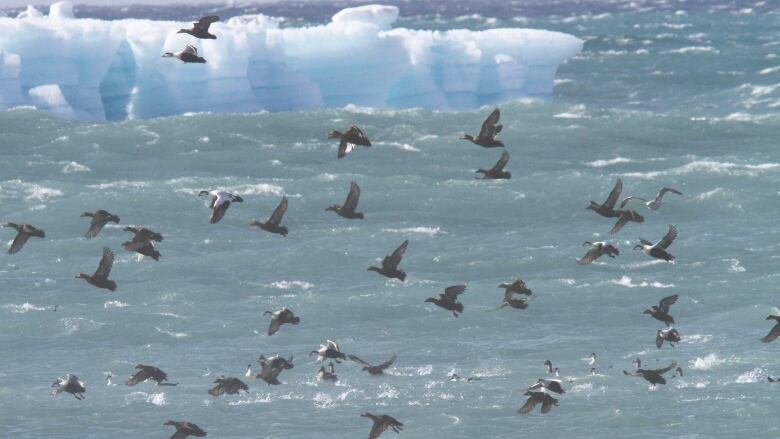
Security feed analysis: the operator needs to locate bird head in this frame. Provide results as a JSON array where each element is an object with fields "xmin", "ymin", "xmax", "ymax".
[
  {"xmin": 424, "ymin": 297, "xmax": 436, "ymax": 303},
  {"xmin": 643, "ymin": 309, "xmax": 652, "ymax": 315},
  {"xmin": 164, "ymin": 420, "xmax": 175, "ymax": 426},
  {"xmin": 197, "ymin": 190, "xmax": 209, "ymax": 197},
  {"xmin": 586, "ymin": 201, "xmax": 598, "ymax": 210},
  {"xmin": 161, "ymin": 52, "xmax": 174, "ymax": 58},
  {"xmin": 632, "ymin": 244, "xmax": 643, "ymax": 250},
  {"xmin": 460, "ymin": 134, "xmax": 473, "ymax": 141},
  {"xmin": 476, "ymin": 169, "xmax": 487, "ymax": 175},
  {"xmin": 75, "ymin": 273, "xmax": 88, "ymax": 279}
]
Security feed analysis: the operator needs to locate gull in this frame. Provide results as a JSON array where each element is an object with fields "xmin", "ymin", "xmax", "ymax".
[{"xmin": 620, "ymin": 187, "xmax": 682, "ymax": 210}]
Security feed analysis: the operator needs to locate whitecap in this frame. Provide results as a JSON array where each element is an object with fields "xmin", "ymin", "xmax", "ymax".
[
  {"xmin": 585, "ymin": 157, "xmax": 634, "ymax": 167},
  {"xmin": 3, "ymin": 302, "xmax": 46, "ymax": 313},
  {"xmin": 611, "ymin": 276, "xmax": 674, "ymax": 288},
  {"xmin": 104, "ymin": 300, "xmax": 129, "ymax": 309},
  {"xmin": 725, "ymin": 258, "xmax": 746, "ymax": 273},
  {"xmin": 689, "ymin": 353, "xmax": 726, "ymax": 370},
  {"xmin": 60, "ymin": 161, "xmax": 90, "ymax": 173},
  {"xmin": 381, "ymin": 226, "xmax": 444, "ymax": 236},
  {"xmin": 264, "ymin": 280, "xmax": 314, "ymax": 291},
  {"xmin": 664, "ymin": 46, "xmax": 719, "ymax": 54},
  {"xmin": 735, "ymin": 367, "xmax": 763, "ymax": 384},
  {"xmin": 154, "ymin": 327, "xmax": 189, "ymax": 338}
]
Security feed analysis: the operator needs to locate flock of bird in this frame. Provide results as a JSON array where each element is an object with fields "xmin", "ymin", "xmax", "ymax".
[{"xmin": 7, "ymin": 12, "xmax": 779, "ymax": 439}]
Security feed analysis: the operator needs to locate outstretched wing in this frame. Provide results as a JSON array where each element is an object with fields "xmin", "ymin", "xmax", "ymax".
[
  {"xmin": 655, "ymin": 332, "xmax": 664, "ymax": 348},
  {"xmin": 378, "ymin": 355, "xmax": 397, "ymax": 370},
  {"xmin": 603, "ymin": 179, "xmax": 623, "ymax": 209},
  {"xmin": 762, "ymin": 324, "xmax": 780, "ymax": 343},
  {"xmin": 267, "ymin": 315, "xmax": 282, "ymax": 336},
  {"xmin": 267, "ymin": 196, "xmax": 288, "ymax": 226},
  {"xmin": 338, "ymin": 138, "xmax": 356, "ymax": 158},
  {"xmin": 94, "ymin": 247, "xmax": 114, "ymax": 278},
  {"xmin": 479, "ymin": 108, "xmax": 501, "ymax": 138},
  {"xmin": 577, "ymin": 246, "xmax": 602, "ymax": 265},
  {"xmin": 183, "ymin": 44, "xmax": 199, "ymax": 56},
  {"xmin": 656, "ymin": 187, "xmax": 682, "ymax": 203},
  {"xmin": 196, "ymin": 15, "xmax": 219, "ymax": 31},
  {"xmin": 210, "ymin": 201, "xmax": 230, "ymax": 224},
  {"xmin": 368, "ymin": 420, "xmax": 389, "ymax": 439},
  {"xmin": 348, "ymin": 354, "xmax": 371, "ymax": 367},
  {"xmin": 540, "ymin": 395, "xmax": 556, "ymax": 413},
  {"xmin": 343, "ymin": 181, "xmax": 361, "ymax": 212},
  {"xmin": 653, "ymin": 362, "xmax": 677, "ymax": 375},
  {"xmin": 8, "ymin": 232, "xmax": 30, "ymax": 254},
  {"xmin": 125, "ymin": 367, "xmax": 152, "ymax": 386},
  {"xmin": 656, "ymin": 225, "xmax": 678, "ymax": 250},
  {"xmin": 385, "ymin": 240, "xmax": 408, "ymax": 270},
  {"xmin": 490, "ymin": 149, "xmax": 510, "ymax": 172},
  {"xmin": 658, "ymin": 294, "xmax": 679, "ymax": 313},
  {"xmin": 443, "ymin": 285, "xmax": 467, "ymax": 300},
  {"xmin": 619, "ymin": 196, "xmax": 644, "ymax": 209},
  {"xmin": 517, "ymin": 392, "xmax": 543, "ymax": 414},
  {"xmin": 345, "ymin": 126, "xmax": 371, "ymax": 146}
]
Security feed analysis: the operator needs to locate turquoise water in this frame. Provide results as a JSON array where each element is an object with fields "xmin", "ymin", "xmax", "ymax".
[{"xmin": 2, "ymin": 4, "xmax": 780, "ymax": 438}]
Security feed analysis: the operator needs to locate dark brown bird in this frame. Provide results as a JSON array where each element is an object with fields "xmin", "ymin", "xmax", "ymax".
[
  {"xmin": 122, "ymin": 226, "xmax": 162, "ymax": 260},
  {"xmin": 518, "ymin": 391, "xmax": 558, "ymax": 415},
  {"xmin": 624, "ymin": 362, "xmax": 677, "ymax": 385},
  {"xmin": 251, "ymin": 196, "xmax": 288, "ymax": 236},
  {"xmin": 768, "ymin": 376, "xmax": 779, "ymax": 383},
  {"xmin": 326, "ymin": 181, "xmax": 364, "ymax": 219},
  {"xmin": 609, "ymin": 208, "xmax": 645, "ymax": 234},
  {"xmin": 177, "ymin": 15, "xmax": 219, "ymax": 39},
  {"xmin": 348, "ymin": 354, "xmax": 396, "ymax": 375},
  {"xmin": 762, "ymin": 315, "xmax": 780, "ymax": 343},
  {"xmin": 578, "ymin": 241, "xmax": 619, "ymax": 265},
  {"xmin": 208, "ymin": 377, "xmax": 248, "ymax": 396},
  {"xmin": 126, "ymin": 364, "xmax": 177, "ymax": 386},
  {"xmin": 263, "ymin": 307, "xmax": 299, "ymax": 335},
  {"xmin": 656, "ymin": 327, "xmax": 682, "ymax": 348},
  {"xmin": 644, "ymin": 294, "xmax": 678, "ymax": 326},
  {"xmin": 487, "ymin": 289, "xmax": 528, "ymax": 311},
  {"xmin": 3, "ymin": 222, "xmax": 44, "ymax": 254},
  {"xmin": 76, "ymin": 247, "xmax": 116, "ymax": 291},
  {"xmin": 81, "ymin": 210, "xmax": 119, "ymax": 239},
  {"xmin": 476, "ymin": 149, "xmax": 511, "ymax": 179},
  {"xmin": 499, "ymin": 279, "xmax": 532, "ymax": 296},
  {"xmin": 361, "ymin": 413, "xmax": 403, "ymax": 439},
  {"xmin": 311, "ymin": 340, "xmax": 347, "ymax": 363},
  {"xmin": 164, "ymin": 420, "xmax": 207, "ymax": 439},
  {"xmin": 461, "ymin": 108, "xmax": 504, "ymax": 148},
  {"xmin": 329, "ymin": 125, "xmax": 371, "ymax": 158},
  {"xmin": 368, "ymin": 240, "xmax": 408, "ymax": 281},
  {"xmin": 255, "ymin": 355, "xmax": 293, "ymax": 385},
  {"xmin": 586, "ymin": 178, "xmax": 623, "ymax": 218},
  {"xmin": 162, "ymin": 44, "xmax": 206, "ymax": 63},
  {"xmin": 425, "ymin": 284, "xmax": 466, "ymax": 317}
]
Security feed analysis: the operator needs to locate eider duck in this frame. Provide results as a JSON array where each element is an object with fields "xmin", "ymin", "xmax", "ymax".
[
  {"xmin": 644, "ymin": 294, "xmax": 678, "ymax": 326},
  {"xmin": 311, "ymin": 340, "xmax": 347, "ymax": 363},
  {"xmin": 447, "ymin": 372, "xmax": 481, "ymax": 382},
  {"xmin": 461, "ymin": 108, "xmax": 504, "ymax": 148},
  {"xmin": 487, "ymin": 287, "xmax": 528, "ymax": 311},
  {"xmin": 361, "ymin": 412, "xmax": 403, "ymax": 439},
  {"xmin": 319, "ymin": 362, "xmax": 338, "ymax": 382},
  {"xmin": 122, "ymin": 226, "xmax": 162, "ymax": 261},
  {"xmin": 208, "ymin": 377, "xmax": 248, "ymax": 396},
  {"xmin": 620, "ymin": 187, "xmax": 683, "ymax": 210},
  {"xmin": 578, "ymin": 241, "xmax": 619, "ymax": 265},
  {"xmin": 583, "ymin": 353, "xmax": 597, "ymax": 366},
  {"xmin": 177, "ymin": 15, "xmax": 219, "ymax": 39},
  {"xmin": 326, "ymin": 181, "xmax": 364, "ymax": 219},
  {"xmin": 52, "ymin": 374, "xmax": 85, "ymax": 399},
  {"xmin": 761, "ymin": 314, "xmax": 780, "ymax": 343},
  {"xmin": 425, "ymin": 284, "xmax": 466, "ymax": 317},
  {"xmin": 518, "ymin": 390, "xmax": 558, "ymax": 415},
  {"xmin": 258, "ymin": 354, "xmax": 294, "ymax": 371},
  {"xmin": 544, "ymin": 360, "xmax": 554, "ymax": 374},
  {"xmin": 586, "ymin": 179, "xmax": 622, "ymax": 218},
  {"xmin": 164, "ymin": 420, "xmax": 207, "ymax": 439},
  {"xmin": 674, "ymin": 367, "xmax": 683, "ymax": 378},
  {"xmin": 476, "ymin": 149, "xmax": 511, "ymax": 179},
  {"xmin": 609, "ymin": 209, "xmax": 645, "ymax": 234},
  {"xmin": 3, "ymin": 223, "xmax": 44, "ymax": 254},
  {"xmin": 162, "ymin": 44, "xmax": 206, "ymax": 63},
  {"xmin": 656, "ymin": 327, "xmax": 681, "ymax": 348},
  {"xmin": 634, "ymin": 224, "xmax": 678, "ymax": 262},
  {"xmin": 527, "ymin": 378, "xmax": 565, "ymax": 394},
  {"xmin": 199, "ymin": 190, "xmax": 243, "ymax": 224},
  {"xmin": 768, "ymin": 376, "xmax": 779, "ymax": 383},
  {"xmin": 328, "ymin": 125, "xmax": 371, "ymax": 159},
  {"xmin": 81, "ymin": 210, "xmax": 120, "ymax": 239},
  {"xmin": 76, "ymin": 247, "xmax": 116, "ymax": 291},
  {"xmin": 263, "ymin": 307, "xmax": 300, "ymax": 336},
  {"xmin": 126, "ymin": 364, "xmax": 177, "ymax": 386},
  {"xmin": 368, "ymin": 240, "xmax": 408, "ymax": 281},
  {"xmin": 623, "ymin": 362, "xmax": 677, "ymax": 385},
  {"xmin": 499, "ymin": 279, "xmax": 532, "ymax": 296},
  {"xmin": 255, "ymin": 355, "xmax": 293, "ymax": 385},
  {"xmin": 251, "ymin": 196, "xmax": 288, "ymax": 236},
  {"xmin": 348, "ymin": 354, "xmax": 396, "ymax": 376}
]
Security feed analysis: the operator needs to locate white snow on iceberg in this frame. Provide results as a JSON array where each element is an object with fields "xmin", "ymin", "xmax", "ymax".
[{"xmin": 0, "ymin": 2, "xmax": 583, "ymax": 121}]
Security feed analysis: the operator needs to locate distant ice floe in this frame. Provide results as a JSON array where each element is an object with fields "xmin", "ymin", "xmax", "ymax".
[{"xmin": 0, "ymin": 2, "xmax": 582, "ymax": 121}]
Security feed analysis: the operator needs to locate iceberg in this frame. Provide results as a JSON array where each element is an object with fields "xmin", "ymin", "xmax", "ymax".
[{"xmin": 0, "ymin": 2, "xmax": 582, "ymax": 121}]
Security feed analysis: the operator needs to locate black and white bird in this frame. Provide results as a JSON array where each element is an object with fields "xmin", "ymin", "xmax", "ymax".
[
  {"xmin": 251, "ymin": 196, "xmax": 288, "ymax": 236},
  {"xmin": 255, "ymin": 354, "xmax": 293, "ymax": 385},
  {"xmin": 348, "ymin": 354, "xmax": 396, "ymax": 376},
  {"xmin": 623, "ymin": 362, "xmax": 677, "ymax": 385},
  {"xmin": 620, "ymin": 187, "xmax": 683, "ymax": 210},
  {"xmin": 52, "ymin": 374, "xmax": 86, "ymax": 399},
  {"xmin": 425, "ymin": 284, "xmax": 466, "ymax": 317},
  {"xmin": 208, "ymin": 377, "xmax": 248, "ymax": 396},
  {"xmin": 476, "ymin": 149, "xmax": 511, "ymax": 179},
  {"xmin": 177, "ymin": 15, "xmax": 219, "ymax": 39},
  {"xmin": 368, "ymin": 240, "xmax": 408, "ymax": 281},
  {"xmin": 586, "ymin": 179, "xmax": 623, "ymax": 218},
  {"xmin": 517, "ymin": 390, "xmax": 558, "ymax": 415},
  {"xmin": 644, "ymin": 294, "xmax": 678, "ymax": 326},
  {"xmin": 198, "ymin": 190, "xmax": 243, "ymax": 224},
  {"xmin": 162, "ymin": 44, "xmax": 206, "ymax": 63},
  {"xmin": 578, "ymin": 241, "xmax": 619, "ymax": 265},
  {"xmin": 448, "ymin": 372, "xmax": 481, "ymax": 382},
  {"xmin": 164, "ymin": 420, "xmax": 207, "ymax": 439},
  {"xmin": 326, "ymin": 181, "xmax": 364, "ymax": 219},
  {"xmin": 656, "ymin": 327, "xmax": 681, "ymax": 348},
  {"xmin": 461, "ymin": 108, "xmax": 504, "ymax": 148},
  {"xmin": 328, "ymin": 125, "xmax": 371, "ymax": 159},
  {"xmin": 311, "ymin": 340, "xmax": 347, "ymax": 363},
  {"xmin": 361, "ymin": 413, "xmax": 403, "ymax": 439},
  {"xmin": 263, "ymin": 308, "xmax": 300, "ymax": 336},
  {"xmin": 527, "ymin": 379, "xmax": 565, "ymax": 394},
  {"xmin": 762, "ymin": 314, "xmax": 780, "ymax": 343},
  {"xmin": 583, "ymin": 353, "xmax": 597, "ymax": 366},
  {"xmin": 544, "ymin": 360, "xmax": 555, "ymax": 375},
  {"xmin": 75, "ymin": 247, "xmax": 116, "ymax": 291},
  {"xmin": 81, "ymin": 210, "xmax": 120, "ymax": 239},
  {"xmin": 126, "ymin": 364, "xmax": 177, "ymax": 386},
  {"xmin": 634, "ymin": 225, "xmax": 678, "ymax": 262},
  {"xmin": 318, "ymin": 362, "xmax": 338, "ymax": 382},
  {"xmin": 3, "ymin": 223, "xmax": 44, "ymax": 254},
  {"xmin": 122, "ymin": 226, "xmax": 162, "ymax": 261}
]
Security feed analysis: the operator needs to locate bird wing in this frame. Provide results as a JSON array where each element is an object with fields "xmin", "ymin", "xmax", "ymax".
[
  {"xmin": 343, "ymin": 181, "xmax": 361, "ymax": 211},
  {"xmin": 546, "ymin": 380, "xmax": 565, "ymax": 394},
  {"xmin": 338, "ymin": 138, "xmax": 356, "ymax": 158},
  {"xmin": 619, "ymin": 196, "xmax": 646, "ymax": 209},
  {"xmin": 540, "ymin": 395, "xmax": 556, "ymax": 413},
  {"xmin": 267, "ymin": 196, "xmax": 288, "ymax": 226},
  {"xmin": 443, "ymin": 285, "xmax": 467, "ymax": 300},
  {"xmin": 762, "ymin": 324, "xmax": 780, "ymax": 343},
  {"xmin": 348, "ymin": 354, "xmax": 371, "ymax": 367},
  {"xmin": 518, "ymin": 392, "xmax": 543, "ymax": 414},
  {"xmin": 623, "ymin": 370, "xmax": 642, "ymax": 377},
  {"xmin": 368, "ymin": 420, "xmax": 389, "ymax": 439},
  {"xmin": 639, "ymin": 238, "xmax": 653, "ymax": 247},
  {"xmin": 183, "ymin": 422, "xmax": 207, "ymax": 437},
  {"xmin": 379, "ymin": 355, "xmax": 396, "ymax": 370},
  {"xmin": 183, "ymin": 44, "xmax": 199, "ymax": 56},
  {"xmin": 656, "ymin": 332, "xmax": 664, "ymax": 348},
  {"xmin": 196, "ymin": 15, "xmax": 219, "ymax": 30},
  {"xmin": 8, "ymin": 231, "xmax": 30, "ymax": 254},
  {"xmin": 653, "ymin": 362, "xmax": 677, "ymax": 375},
  {"xmin": 94, "ymin": 247, "xmax": 114, "ymax": 278},
  {"xmin": 479, "ymin": 108, "xmax": 501, "ymax": 138},
  {"xmin": 656, "ymin": 187, "xmax": 682, "ymax": 203},
  {"xmin": 345, "ymin": 126, "xmax": 371, "ymax": 146},
  {"xmin": 85, "ymin": 213, "xmax": 109, "ymax": 239},
  {"xmin": 658, "ymin": 294, "xmax": 679, "ymax": 313},
  {"xmin": 656, "ymin": 225, "xmax": 678, "ymax": 250},
  {"xmin": 267, "ymin": 315, "xmax": 282, "ymax": 336},
  {"xmin": 170, "ymin": 431, "xmax": 188, "ymax": 439},
  {"xmin": 609, "ymin": 214, "xmax": 630, "ymax": 235},
  {"xmin": 489, "ymin": 149, "xmax": 510, "ymax": 172},
  {"xmin": 210, "ymin": 201, "xmax": 230, "ymax": 224},
  {"xmin": 126, "ymin": 367, "xmax": 152, "ymax": 386},
  {"xmin": 577, "ymin": 245, "xmax": 602, "ymax": 265},
  {"xmin": 385, "ymin": 240, "xmax": 408, "ymax": 270},
  {"xmin": 603, "ymin": 179, "xmax": 623, "ymax": 209}
]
